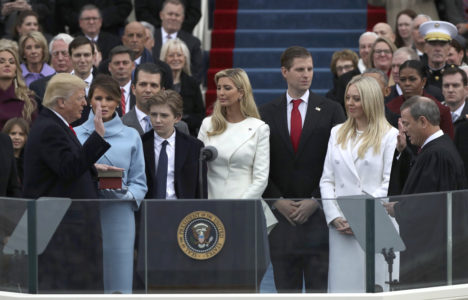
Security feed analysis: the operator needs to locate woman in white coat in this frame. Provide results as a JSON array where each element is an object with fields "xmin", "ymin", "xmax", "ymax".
[
  {"xmin": 320, "ymin": 75, "xmax": 398, "ymax": 292},
  {"xmin": 198, "ymin": 68, "xmax": 277, "ymax": 233}
]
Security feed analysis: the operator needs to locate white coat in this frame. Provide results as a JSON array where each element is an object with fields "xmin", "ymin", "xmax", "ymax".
[
  {"xmin": 320, "ymin": 124, "xmax": 398, "ymax": 292},
  {"xmin": 198, "ymin": 116, "xmax": 277, "ymax": 233}
]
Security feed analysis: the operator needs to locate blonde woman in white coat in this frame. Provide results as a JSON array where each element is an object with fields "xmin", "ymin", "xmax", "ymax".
[
  {"xmin": 320, "ymin": 75, "xmax": 398, "ymax": 292},
  {"xmin": 198, "ymin": 68, "xmax": 277, "ymax": 233}
]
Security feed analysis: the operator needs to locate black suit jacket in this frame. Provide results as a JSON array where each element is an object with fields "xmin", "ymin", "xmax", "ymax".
[
  {"xmin": 153, "ymin": 28, "xmax": 203, "ymax": 83},
  {"xmin": 260, "ymin": 91, "xmax": 345, "ymax": 291},
  {"xmin": 453, "ymin": 100, "xmax": 468, "ymax": 132},
  {"xmin": 141, "ymin": 128, "xmax": 206, "ymax": 199},
  {"xmin": 455, "ymin": 120, "xmax": 468, "ymax": 184},
  {"xmin": 260, "ymin": 92, "xmax": 346, "ymax": 199},
  {"xmin": 23, "ymin": 108, "xmax": 110, "ymax": 199},
  {"xmin": 22, "ymin": 108, "xmax": 110, "ymax": 291},
  {"xmin": 179, "ymin": 72, "xmax": 205, "ymax": 136}
]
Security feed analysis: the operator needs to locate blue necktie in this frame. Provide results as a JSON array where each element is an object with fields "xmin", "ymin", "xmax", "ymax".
[
  {"xmin": 144, "ymin": 115, "xmax": 152, "ymax": 132},
  {"xmin": 154, "ymin": 140, "xmax": 168, "ymax": 199}
]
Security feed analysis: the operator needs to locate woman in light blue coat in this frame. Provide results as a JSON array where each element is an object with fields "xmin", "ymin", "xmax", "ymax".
[{"xmin": 75, "ymin": 74, "xmax": 147, "ymax": 294}]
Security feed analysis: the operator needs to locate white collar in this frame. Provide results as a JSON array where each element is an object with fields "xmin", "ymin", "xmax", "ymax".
[
  {"xmin": 286, "ymin": 89, "xmax": 309, "ymax": 104},
  {"xmin": 154, "ymin": 128, "xmax": 176, "ymax": 146},
  {"xmin": 421, "ymin": 129, "xmax": 443, "ymax": 148}
]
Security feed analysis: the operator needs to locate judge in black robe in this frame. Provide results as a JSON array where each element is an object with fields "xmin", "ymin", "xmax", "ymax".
[{"xmin": 386, "ymin": 96, "xmax": 468, "ymax": 290}]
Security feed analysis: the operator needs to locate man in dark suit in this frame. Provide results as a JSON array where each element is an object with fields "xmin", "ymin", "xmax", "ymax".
[
  {"xmin": 29, "ymin": 33, "xmax": 74, "ymax": 111},
  {"xmin": 135, "ymin": 0, "xmax": 201, "ymax": 34},
  {"xmin": 260, "ymin": 46, "xmax": 346, "ymax": 292},
  {"xmin": 22, "ymin": 73, "xmax": 112, "ymax": 291},
  {"xmin": 442, "ymin": 65, "xmax": 468, "ymax": 131},
  {"xmin": 122, "ymin": 63, "xmax": 189, "ymax": 135},
  {"xmin": 97, "ymin": 21, "xmax": 174, "ymax": 90},
  {"xmin": 152, "ymin": 0, "xmax": 203, "ymax": 83},
  {"xmin": 77, "ymin": 4, "xmax": 120, "ymax": 61},
  {"xmin": 136, "ymin": 89, "xmax": 205, "ymax": 289},
  {"xmin": 385, "ymin": 96, "xmax": 468, "ymax": 289},
  {"xmin": 107, "ymin": 45, "xmax": 136, "ymax": 115}
]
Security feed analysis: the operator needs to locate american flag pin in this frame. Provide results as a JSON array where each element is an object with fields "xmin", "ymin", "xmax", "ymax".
[{"xmin": 316, "ymin": 107, "xmax": 321, "ymax": 111}]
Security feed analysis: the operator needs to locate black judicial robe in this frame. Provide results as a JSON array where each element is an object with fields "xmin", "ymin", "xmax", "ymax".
[{"xmin": 393, "ymin": 134, "xmax": 468, "ymax": 289}]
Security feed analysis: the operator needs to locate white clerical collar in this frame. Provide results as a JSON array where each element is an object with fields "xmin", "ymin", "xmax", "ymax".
[
  {"xmin": 286, "ymin": 89, "xmax": 309, "ymax": 104},
  {"xmin": 421, "ymin": 130, "xmax": 443, "ymax": 148}
]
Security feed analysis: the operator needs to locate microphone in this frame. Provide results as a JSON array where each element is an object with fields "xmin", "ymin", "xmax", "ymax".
[{"xmin": 200, "ymin": 146, "xmax": 218, "ymax": 162}]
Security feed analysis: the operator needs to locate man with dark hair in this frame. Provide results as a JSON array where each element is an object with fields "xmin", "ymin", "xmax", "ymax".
[
  {"xmin": 122, "ymin": 63, "xmax": 188, "ymax": 135},
  {"xmin": 152, "ymin": 0, "xmax": 203, "ymax": 83},
  {"xmin": 385, "ymin": 96, "xmax": 468, "ymax": 289},
  {"xmin": 77, "ymin": 4, "xmax": 120, "ymax": 60},
  {"xmin": 97, "ymin": 21, "xmax": 173, "ymax": 90},
  {"xmin": 69, "ymin": 35, "xmax": 95, "ymax": 93},
  {"xmin": 108, "ymin": 45, "xmax": 136, "ymax": 115},
  {"xmin": 260, "ymin": 46, "xmax": 345, "ymax": 292},
  {"xmin": 442, "ymin": 65, "xmax": 468, "ymax": 129}
]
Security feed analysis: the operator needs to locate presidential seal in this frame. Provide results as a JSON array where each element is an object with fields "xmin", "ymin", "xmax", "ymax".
[{"xmin": 177, "ymin": 211, "xmax": 225, "ymax": 260}]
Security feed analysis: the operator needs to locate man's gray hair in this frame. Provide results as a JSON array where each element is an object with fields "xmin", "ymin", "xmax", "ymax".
[
  {"xmin": 401, "ymin": 96, "xmax": 440, "ymax": 126},
  {"xmin": 49, "ymin": 33, "xmax": 73, "ymax": 54},
  {"xmin": 363, "ymin": 68, "xmax": 389, "ymax": 86}
]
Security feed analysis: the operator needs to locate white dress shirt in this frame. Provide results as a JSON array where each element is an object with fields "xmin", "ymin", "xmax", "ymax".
[
  {"xmin": 71, "ymin": 70, "xmax": 93, "ymax": 96},
  {"xmin": 121, "ymin": 80, "xmax": 132, "ymax": 114},
  {"xmin": 154, "ymin": 130, "xmax": 177, "ymax": 199},
  {"xmin": 135, "ymin": 106, "xmax": 150, "ymax": 132},
  {"xmin": 451, "ymin": 101, "xmax": 465, "ymax": 123},
  {"xmin": 286, "ymin": 89, "xmax": 309, "ymax": 133},
  {"xmin": 161, "ymin": 27, "xmax": 178, "ymax": 45}
]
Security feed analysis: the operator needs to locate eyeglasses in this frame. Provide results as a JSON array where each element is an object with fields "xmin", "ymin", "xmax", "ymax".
[
  {"xmin": 51, "ymin": 51, "xmax": 69, "ymax": 58},
  {"xmin": 80, "ymin": 17, "xmax": 100, "ymax": 22},
  {"xmin": 374, "ymin": 49, "xmax": 392, "ymax": 55}
]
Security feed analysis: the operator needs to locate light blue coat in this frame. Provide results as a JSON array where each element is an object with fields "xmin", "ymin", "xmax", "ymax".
[{"xmin": 75, "ymin": 112, "xmax": 147, "ymax": 294}]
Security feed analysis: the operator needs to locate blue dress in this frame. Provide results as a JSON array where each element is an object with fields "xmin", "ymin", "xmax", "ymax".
[{"xmin": 75, "ymin": 112, "xmax": 147, "ymax": 293}]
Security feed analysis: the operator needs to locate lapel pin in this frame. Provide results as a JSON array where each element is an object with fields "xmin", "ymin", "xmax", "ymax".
[{"xmin": 315, "ymin": 107, "xmax": 321, "ymax": 111}]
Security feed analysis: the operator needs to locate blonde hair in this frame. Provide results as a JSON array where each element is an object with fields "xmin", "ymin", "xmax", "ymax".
[
  {"xmin": 43, "ymin": 73, "xmax": 86, "ymax": 109},
  {"xmin": 337, "ymin": 75, "xmax": 392, "ymax": 158},
  {"xmin": 0, "ymin": 46, "xmax": 36, "ymax": 122},
  {"xmin": 208, "ymin": 68, "xmax": 260, "ymax": 136},
  {"xmin": 19, "ymin": 31, "xmax": 49, "ymax": 64},
  {"xmin": 160, "ymin": 38, "xmax": 191, "ymax": 76}
]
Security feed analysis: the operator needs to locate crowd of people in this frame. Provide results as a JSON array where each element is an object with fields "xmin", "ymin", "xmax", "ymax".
[{"xmin": 2, "ymin": 0, "xmax": 468, "ymax": 295}]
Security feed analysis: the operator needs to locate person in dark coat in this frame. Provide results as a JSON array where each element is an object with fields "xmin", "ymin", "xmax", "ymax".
[
  {"xmin": 385, "ymin": 96, "xmax": 468, "ymax": 290},
  {"xmin": 22, "ymin": 73, "xmax": 113, "ymax": 292}
]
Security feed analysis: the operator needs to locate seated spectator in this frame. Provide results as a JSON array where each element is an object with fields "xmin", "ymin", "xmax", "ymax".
[
  {"xmin": 2, "ymin": 117, "xmax": 29, "ymax": 184},
  {"xmin": 18, "ymin": 31, "xmax": 54, "ymax": 87},
  {"xmin": 153, "ymin": 0, "xmax": 203, "ymax": 83},
  {"xmin": 56, "ymin": 0, "xmax": 132, "ymax": 36},
  {"xmin": 135, "ymin": 0, "xmax": 201, "ymax": 34},
  {"xmin": 370, "ymin": 36, "xmax": 396, "ymax": 80},
  {"xmin": 10, "ymin": 10, "xmax": 51, "ymax": 42},
  {"xmin": 394, "ymin": 9, "xmax": 417, "ymax": 48},
  {"xmin": 447, "ymin": 38, "xmax": 466, "ymax": 66},
  {"xmin": 373, "ymin": 22, "xmax": 395, "ymax": 43},
  {"xmin": 0, "ymin": 45, "xmax": 37, "ymax": 130},
  {"xmin": 1, "ymin": 1, "xmax": 54, "ymax": 38},
  {"xmin": 386, "ymin": 60, "xmax": 453, "ymax": 138},
  {"xmin": 160, "ymin": 38, "xmax": 204, "ymax": 136},
  {"xmin": 140, "ymin": 21, "xmax": 155, "ymax": 52},
  {"xmin": 358, "ymin": 31, "xmax": 378, "ymax": 72},
  {"xmin": 412, "ymin": 14, "xmax": 432, "ymax": 58},
  {"xmin": 77, "ymin": 4, "xmax": 120, "ymax": 61},
  {"xmin": 325, "ymin": 49, "xmax": 360, "ymax": 108}
]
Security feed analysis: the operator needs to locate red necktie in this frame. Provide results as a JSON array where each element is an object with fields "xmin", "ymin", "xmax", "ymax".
[
  {"xmin": 290, "ymin": 99, "xmax": 302, "ymax": 152},
  {"xmin": 69, "ymin": 124, "xmax": 76, "ymax": 136},
  {"xmin": 121, "ymin": 88, "xmax": 126, "ymax": 115}
]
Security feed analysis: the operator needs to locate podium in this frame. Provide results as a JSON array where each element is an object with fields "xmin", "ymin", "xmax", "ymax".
[{"xmin": 136, "ymin": 199, "xmax": 270, "ymax": 292}]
